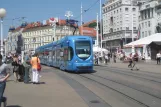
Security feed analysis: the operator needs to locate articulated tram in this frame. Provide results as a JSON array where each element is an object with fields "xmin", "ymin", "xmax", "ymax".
[{"xmin": 35, "ymin": 35, "xmax": 94, "ymax": 72}]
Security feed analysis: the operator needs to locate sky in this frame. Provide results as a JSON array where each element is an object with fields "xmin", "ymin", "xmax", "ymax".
[{"xmin": 0, "ymin": 0, "xmax": 105, "ymax": 38}]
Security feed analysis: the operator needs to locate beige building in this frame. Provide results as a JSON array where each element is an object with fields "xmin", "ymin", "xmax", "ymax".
[{"xmin": 6, "ymin": 19, "xmax": 79, "ymax": 54}]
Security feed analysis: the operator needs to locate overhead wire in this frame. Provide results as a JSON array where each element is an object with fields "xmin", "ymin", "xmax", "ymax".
[{"xmin": 73, "ymin": 0, "xmax": 100, "ymax": 21}]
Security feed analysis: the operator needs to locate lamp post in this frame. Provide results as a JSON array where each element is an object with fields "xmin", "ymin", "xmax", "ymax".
[
  {"xmin": 65, "ymin": 11, "xmax": 73, "ymax": 35},
  {"xmin": 49, "ymin": 17, "xmax": 58, "ymax": 41},
  {"xmin": 131, "ymin": 0, "xmax": 135, "ymax": 54},
  {"xmin": 81, "ymin": 3, "xmax": 83, "ymax": 35},
  {"xmin": 100, "ymin": 0, "xmax": 103, "ymax": 56},
  {"xmin": 0, "ymin": 8, "xmax": 6, "ymax": 56}
]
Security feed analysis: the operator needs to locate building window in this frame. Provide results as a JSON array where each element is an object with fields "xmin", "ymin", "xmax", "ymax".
[
  {"xmin": 145, "ymin": 31, "xmax": 147, "ymax": 37},
  {"xmin": 125, "ymin": 7, "xmax": 128, "ymax": 12},
  {"xmin": 120, "ymin": 8, "xmax": 122, "ymax": 12},
  {"xmin": 148, "ymin": 21, "xmax": 150, "ymax": 27},
  {"xmin": 148, "ymin": 30, "xmax": 151, "ymax": 36},
  {"xmin": 133, "ymin": 27, "xmax": 136, "ymax": 30},
  {"xmin": 142, "ymin": 32, "xmax": 144, "ymax": 38},
  {"xmin": 126, "ymin": 27, "xmax": 129, "ymax": 30},
  {"xmin": 142, "ymin": 23, "xmax": 144, "ymax": 28},
  {"xmin": 145, "ymin": 22, "xmax": 147, "ymax": 28},
  {"xmin": 120, "ymin": 21, "xmax": 122, "ymax": 24},
  {"xmin": 132, "ymin": 8, "xmax": 136, "ymax": 11}
]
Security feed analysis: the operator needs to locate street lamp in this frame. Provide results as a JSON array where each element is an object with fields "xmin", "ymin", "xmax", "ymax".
[
  {"xmin": 65, "ymin": 11, "xmax": 73, "ymax": 35},
  {"xmin": 131, "ymin": 0, "xmax": 135, "ymax": 54},
  {"xmin": 0, "ymin": 8, "xmax": 6, "ymax": 56},
  {"xmin": 49, "ymin": 17, "xmax": 58, "ymax": 41}
]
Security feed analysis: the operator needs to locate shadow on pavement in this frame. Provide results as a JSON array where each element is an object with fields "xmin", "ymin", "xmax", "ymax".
[
  {"xmin": 6, "ymin": 80, "xmax": 14, "ymax": 82},
  {"xmin": 65, "ymin": 70, "xmax": 97, "ymax": 74},
  {"xmin": 26, "ymin": 82, "xmax": 46, "ymax": 84},
  {"xmin": 7, "ymin": 105, "xmax": 22, "ymax": 107}
]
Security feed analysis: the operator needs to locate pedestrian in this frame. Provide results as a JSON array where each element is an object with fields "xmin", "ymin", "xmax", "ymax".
[
  {"xmin": 105, "ymin": 54, "xmax": 108, "ymax": 64},
  {"xmin": 108, "ymin": 52, "xmax": 110, "ymax": 62},
  {"xmin": 128, "ymin": 53, "xmax": 133, "ymax": 68},
  {"xmin": 95, "ymin": 52, "xmax": 99, "ymax": 65},
  {"xmin": 0, "ymin": 54, "xmax": 10, "ymax": 105},
  {"xmin": 12, "ymin": 55, "xmax": 20, "ymax": 82},
  {"xmin": 156, "ymin": 51, "xmax": 161, "ymax": 64},
  {"xmin": 30, "ymin": 53, "xmax": 41, "ymax": 84},
  {"xmin": 113, "ymin": 52, "xmax": 116, "ymax": 63}
]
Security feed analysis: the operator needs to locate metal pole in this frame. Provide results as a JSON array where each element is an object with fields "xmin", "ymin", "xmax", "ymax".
[
  {"xmin": 1, "ymin": 18, "xmax": 3, "ymax": 56},
  {"xmin": 100, "ymin": 0, "xmax": 103, "ymax": 53},
  {"xmin": 81, "ymin": 3, "xmax": 83, "ymax": 35},
  {"xmin": 125, "ymin": 27, "xmax": 126, "ymax": 44},
  {"xmin": 96, "ymin": 13, "xmax": 99, "ymax": 47},
  {"xmin": 131, "ymin": 0, "xmax": 134, "ymax": 54},
  {"xmin": 52, "ymin": 23, "xmax": 56, "ymax": 41}
]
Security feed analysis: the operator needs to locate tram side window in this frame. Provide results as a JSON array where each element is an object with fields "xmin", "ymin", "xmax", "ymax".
[
  {"xmin": 53, "ymin": 50, "xmax": 55, "ymax": 60},
  {"xmin": 68, "ymin": 47, "xmax": 73, "ymax": 61},
  {"xmin": 63, "ymin": 47, "xmax": 73, "ymax": 61},
  {"xmin": 64, "ymin": 48, "xmax": 68, "ymax": 61},
  {"xmin": 56, "ymin": 49, "xmax": 61, "ymax": 61}
]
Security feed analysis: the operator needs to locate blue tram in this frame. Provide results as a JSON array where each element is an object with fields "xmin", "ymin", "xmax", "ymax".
[{"xmin": 35, "ymin": 35, "xmax": 94, "ymax": 72}]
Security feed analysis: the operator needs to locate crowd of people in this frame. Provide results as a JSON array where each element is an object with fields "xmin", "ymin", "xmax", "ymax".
[
  {"xmin": 0, "ymin": 52, "xmax": 42, "ymax": 106},
  {"xmin": 93, "ymin": 50, "xmax": 141, "ymax": 70},
  {"xmin": 6, "ymin": 53, "xmax": 41, "ymax": 84},
  {"xmin": 94, "ymin": 52, "xmax": 117, "ymax": 65}
]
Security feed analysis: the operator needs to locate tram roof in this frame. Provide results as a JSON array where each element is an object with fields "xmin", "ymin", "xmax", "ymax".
[{"xmin": 36, "ymin": 35, "xmax": 92, "ymax": 50}]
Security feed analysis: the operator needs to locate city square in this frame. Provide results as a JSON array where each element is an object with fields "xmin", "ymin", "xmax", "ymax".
[{"xmin": 0, "ymin": 0, "xmax": 161, "ymax": 107}]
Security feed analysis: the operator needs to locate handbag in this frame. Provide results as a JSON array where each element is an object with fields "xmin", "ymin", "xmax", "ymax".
[{"xmin": 37, "ymin": 57, "xmax": 41, "ymax": 71}]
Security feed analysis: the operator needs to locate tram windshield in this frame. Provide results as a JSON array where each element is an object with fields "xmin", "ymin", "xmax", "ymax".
[{"xmin": 75, "ymin": 41, "xmax": 91, "ymax": 59}]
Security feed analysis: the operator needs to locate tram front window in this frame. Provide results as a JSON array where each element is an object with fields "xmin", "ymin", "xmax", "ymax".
[{"xmin": 75, "ymin": 41, "xmax": 91, "ymax": 59}]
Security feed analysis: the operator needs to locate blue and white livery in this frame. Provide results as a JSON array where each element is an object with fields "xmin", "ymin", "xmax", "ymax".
[{"xmin": 35, "ymin": 35, "xmax": 94, "ymax": 72}]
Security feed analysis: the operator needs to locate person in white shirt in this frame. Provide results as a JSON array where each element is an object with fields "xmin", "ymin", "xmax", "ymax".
[
  {"xmin": 156, "ymin": 52, "xmax": 161, "ymax": 64},
  {"xmin": 104, "ymin": 54, "xmax": 108, "ymax": 64}
]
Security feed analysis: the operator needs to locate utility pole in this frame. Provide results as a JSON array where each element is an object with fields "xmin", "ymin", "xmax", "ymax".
[
  {"xmin": 65, "ymin": 11, "xmax": 73, "ymax": 35},
  {"xmin": 131, "ymin": 0, "xmax": 135, "ymax": 54},
  {"xmin": 96, "ymin": 13, "xmax": 99, "ymax": 48},
  {"xmin": 100, "ymin": 0, "xmax": 103, "ymax": 56},
  {"xmin": 81, "ymin": 3, "xmax": 83, "ymax": 35}
]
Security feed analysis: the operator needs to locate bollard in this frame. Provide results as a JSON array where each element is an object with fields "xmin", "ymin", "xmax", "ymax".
[{"xmin": 23, "ymin": 65, "xmax": 30, "ymax": 84}]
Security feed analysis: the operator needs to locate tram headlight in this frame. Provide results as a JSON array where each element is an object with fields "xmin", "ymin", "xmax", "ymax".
[
  {"xmin": 75, "ymin": 60, "xmax": 78, "ymax": 62},
  {"xmin": 90, "ymin": 60, "xmax": 93, "ymax": 63}
]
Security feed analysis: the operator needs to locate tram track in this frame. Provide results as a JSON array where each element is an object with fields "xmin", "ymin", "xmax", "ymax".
[
  {"xmin": 109, "ymin": 66, "xmax": 161, "ymax": 77},
  {"xmin": 107, "ymin": 65, "xmax": 161, "ymax": 79},
  {"xmin": 77, "ymin": 74, "xmax": 151, "ymax": 107},
  {"xmin": 94, "ymin": 66, "xmax": 161, "ymax": 84},
  {"xmin": 89, "ymin": 73, "xmax": 161, "ymax": 99},
  {"xmin": 45, "ymin": 65, "xmax": 161, "ymax": 107}
]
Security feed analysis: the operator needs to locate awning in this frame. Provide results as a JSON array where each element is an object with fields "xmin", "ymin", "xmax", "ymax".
[{"xmin": 124, "ymin": 33, "xmax": 161, "ymax": 48}]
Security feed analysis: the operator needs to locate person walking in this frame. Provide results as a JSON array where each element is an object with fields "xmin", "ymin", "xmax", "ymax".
[
  {"xmin": 105, "ymin": 54, "xmax": 108, "ymax": 64},
  {"xmin": 12, "ymin": 55, "xmax": 20, "ymax": 82},
  {"xmin": 0, "ymin": 54, "xmax": 10, "ymax": 105},
  {"xmin": 128, "ymin": 53, "xmax": 133, "ymax": 68},
  {"xmin": 113, "ymin": 52, "xmax": 116, "ymax": 63},
  {"xmin": 156, "ymin": 52, "xmax": 161, "ymax": 64},
  {"xmin": 30, "ymin": 53, "xmax": 41, "ymax": 84}
]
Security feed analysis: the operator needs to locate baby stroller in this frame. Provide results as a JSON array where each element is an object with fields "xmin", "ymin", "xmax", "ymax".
[{"xmin": 128, "ymin": 57, "xmax": 139, "ymax": 71}]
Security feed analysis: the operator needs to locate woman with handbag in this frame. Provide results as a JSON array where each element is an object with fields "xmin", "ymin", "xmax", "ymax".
[
  {"xmin": 12, "ymin": 55, "xmax": 19, "ymax": 82},
  {"xmin": 30, "ymin": 53, "xmax": 41, "ymax": 84}
]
